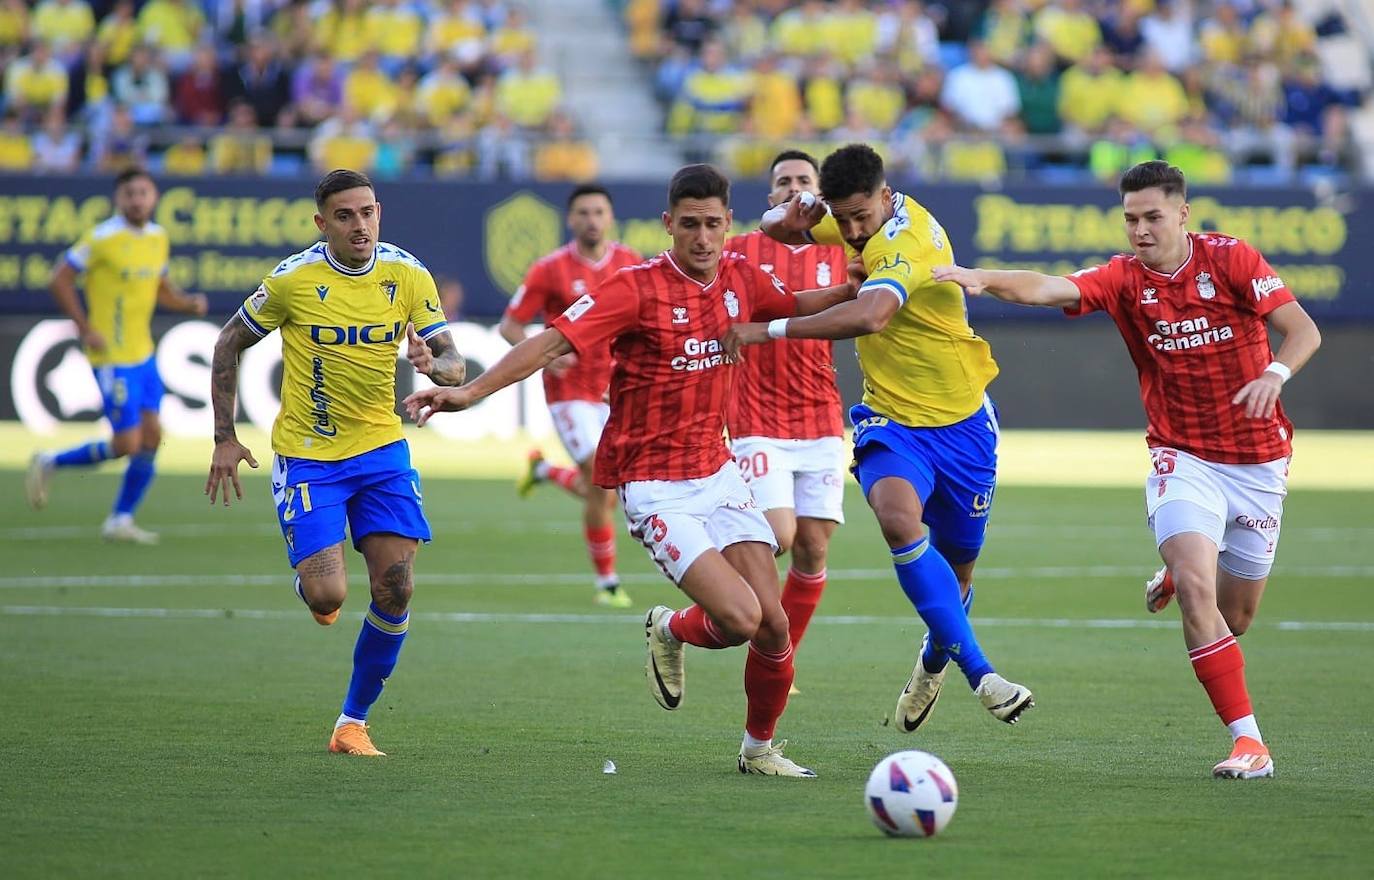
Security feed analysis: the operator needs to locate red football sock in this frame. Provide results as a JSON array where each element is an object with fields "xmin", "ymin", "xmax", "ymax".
[
  {"xmin": 584, "ymin": 525, "xmax": 617, "ymax": 580},
  {"xmin": 544, "ymin": 463, "xmax": 581, "ymax": 495},
  {"xmin": 1189, "ymin": 634, "xmax": 1254, "ymax": 724},
  {"xmin": 781, "ymin": 567, "xmax": 826, "ymax": 650},
  {"xmin": 667, "ymin": 605, "xmax": 738, "ymax": 649},
  {"xmin": 744, "ymin": 641, "xmax": 795, "ymax": 741}
]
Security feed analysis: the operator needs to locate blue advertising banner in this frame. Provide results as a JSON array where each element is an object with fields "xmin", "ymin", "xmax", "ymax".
[{"xmin": 0, "ymin": 175, "xmax": 1367, "ymax": 320}]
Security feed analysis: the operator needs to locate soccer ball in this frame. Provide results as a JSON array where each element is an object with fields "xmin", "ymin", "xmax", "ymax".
[{"xmin": 864, "ymin": 750, "xmax": 959, "ymax": 838}]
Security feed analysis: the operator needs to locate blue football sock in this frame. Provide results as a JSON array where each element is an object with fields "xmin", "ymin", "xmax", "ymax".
[
  {"xmin": 342, "ymin": 603, "xmax": 409, "ymax": 721},
  {"xmin": 922, "ymin": 586, "xmax": 974, "ymax": 674},
  {"xmin": 892, "ymin": 539, "xmax": 993, "ymax": 689},
  {"xmin": 51, "ymin": 440, "xmax": 112, "ymax": 468},
  {"xmin": 112, "ymin": 452, "xmax": 156, "ymax": 516}
]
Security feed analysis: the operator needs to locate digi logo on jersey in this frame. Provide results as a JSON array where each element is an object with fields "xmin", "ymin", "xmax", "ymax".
[{"xmin": 309, "ymin": 321, "xmax": 403, "ymax": 345}]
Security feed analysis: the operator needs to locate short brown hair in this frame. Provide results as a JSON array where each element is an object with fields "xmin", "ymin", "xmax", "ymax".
[
  {"xmin": 668, "ymin": 164, "xmax": 730, "ymax": 209},
  {"xmin": 1119, "ymin": 160, "xmax": 1187, "ymax": 200}
]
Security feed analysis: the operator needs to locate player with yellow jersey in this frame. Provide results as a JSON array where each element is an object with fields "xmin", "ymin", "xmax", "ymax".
[
  {"xmin": 205, "ymin": 170, "xmax": 465, "ymax": 758},
  {"xmin": 728, "ymin": 144, "xmax": 1034, "ymax": 732},
  {"xmin": 27, "ymin": 169, "xmax": 207, "ymax": 543}
]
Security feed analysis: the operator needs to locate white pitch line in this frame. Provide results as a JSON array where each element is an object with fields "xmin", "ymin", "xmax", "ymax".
[
  {"xmin": 2, "ymin": 604, "xmax": 1371, "ymax": 632},
  {"xmin": 1, "ymin": 564, "xmax": 1371, "ymax": 591}
]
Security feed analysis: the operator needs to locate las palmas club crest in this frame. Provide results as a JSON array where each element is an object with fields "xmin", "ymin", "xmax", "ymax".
[
  {"xmin": 724, "ymin": 290, "xmax": 739, "ymax": 318},
  {"xmin": 1196, "ymin": 272, "xmax": 1216, "ymax": 300}
]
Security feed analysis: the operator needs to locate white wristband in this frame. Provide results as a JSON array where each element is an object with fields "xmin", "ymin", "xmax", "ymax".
[
  {"xmin": 766, "ymin": 318, "xmax": 790, "ymax": 339},
  {"xmin": 1263, "ymin": 362, "xmax": 1291, "ymax": 384}
]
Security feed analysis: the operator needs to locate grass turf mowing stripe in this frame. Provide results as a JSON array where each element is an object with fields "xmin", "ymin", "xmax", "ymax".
[{"xmin": 5, "ymin": 604, "xmax": 1373, "ymax": 631}]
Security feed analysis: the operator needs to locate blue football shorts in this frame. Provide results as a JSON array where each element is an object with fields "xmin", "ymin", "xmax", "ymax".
[
  {"xmin": 270, "ymin": 439, "xmax": 432, "ymax": 567},
  {"xmin": 849, "ymin": 396, "xmax": 1000, "ymax": 565},
  {"xmin": 93, "ymin": 355, "xmax": 164, "ymax": 433}
]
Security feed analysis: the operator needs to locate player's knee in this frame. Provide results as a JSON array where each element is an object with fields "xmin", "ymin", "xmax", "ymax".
[
  {"xmin": 370, "ymin": 559, "xmax": 414, "ymax": 614},
  {"xmin": 715, "ymin": 602, "xmax": 762, "ymax": 644},
  {"xmin": 791, "ymin": 532, "xmax": 827, "ymax": 571},
  {"xmin": 1171, "ymin": 566, "xmax": 1216, "ymax": 612},
  {"xmin": 875, "ymin": 510, "xmax": 924, "ymax": 549},
  {"xmin": 752, "ymin": 607, "xmax": 791, "ymax": 652},
  {"xmin": 1224, "ymin": 606, "xmax": 1255, "ymax": 636},
  {"xmin": 109, "ymin": 432, "xmax": 139, "ymax": 457},
  {"xmin": 301, "ymin": 578, "xmax": 346, "ymax": 614}
]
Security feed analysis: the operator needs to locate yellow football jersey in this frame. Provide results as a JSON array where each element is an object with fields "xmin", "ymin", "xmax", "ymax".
[
  {"xmin": 238, "ymin": 241, "xmax": 448, "ymax": 462},
  {"xmin": 810, "ymin": 192, "xmax": 998, "ymax": 427},
  {"xmin": 64, "ymin": 215, "xmax": 170, "ymax": 367}
]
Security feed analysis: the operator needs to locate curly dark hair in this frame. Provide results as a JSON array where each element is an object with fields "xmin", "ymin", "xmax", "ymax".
[
  {"xmin": 1119, "ymin": 160, "xmax": 1187, "ymax": 200},
  {"xmin": 819, "ymin": 144, "xmax": 885, "ymax": 202}
]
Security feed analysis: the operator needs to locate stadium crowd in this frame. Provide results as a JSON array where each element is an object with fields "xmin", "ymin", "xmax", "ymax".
[
  {"xmin": 0, "ymin": 0, "xmax": 597, "ymax": 180},
  {"xmin": 634, "ymin": 0, "xmax": 1368, "ymax": 183}
]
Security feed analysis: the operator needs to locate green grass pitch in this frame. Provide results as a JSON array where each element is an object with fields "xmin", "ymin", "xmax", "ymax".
[{"xmin": 2, "ymin": 470, "xmax": 1371, "ymax": 878}]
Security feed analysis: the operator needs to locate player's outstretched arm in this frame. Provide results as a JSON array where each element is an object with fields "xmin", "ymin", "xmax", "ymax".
[
  {"xmin": 724, "ymin": 288, "xmax": 900, "ymax": 360},
  {"xmin": 407, "ymin": 324, "xmax": 466, "ymax": 386},
  {"xmin": 932, "ymin": 265, "xmax": 1081, "ymax": 308},
  {"xmin": 404, "ymin": 327, "xmax": 574, "ymax": 426},
  {"xmin": 760, "ymin": 192, "xmax": 828, "ymax": 245},
  {"xmin": 206, "ymin": 317, "xmax": 262, "ymax": 506},
  {"xmin": 48, "ymin": 260, "xmax": 104, "ymax": 351},
  {"xmin": 156, "ymin": 276, "xmax": 208, "ymax": 317},
  {"xmin": 1231, "ymin": 300, "xmax": 1322, "ymax": 420}
]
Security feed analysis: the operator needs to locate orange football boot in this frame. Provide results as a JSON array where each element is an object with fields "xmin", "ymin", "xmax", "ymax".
[
  {"xmin": 328, "ymin": 722, "xmax": 386, "ymax": 757},
  {"xmin": 1212, "ymin": 735, "xmax": 1273, "ymax": 779}
]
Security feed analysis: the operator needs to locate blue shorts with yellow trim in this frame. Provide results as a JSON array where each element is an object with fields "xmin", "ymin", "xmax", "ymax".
[
  {"xmin": 850, "ymin": 398, "xmax": 1000, "ymax": 565},
  {"xmin": 270, "ymin": 440, "xmax": 431, "ymax": 567},
  {"xmin": 94, "ymin": 356, "xmax": 164, "ymax": 433}
]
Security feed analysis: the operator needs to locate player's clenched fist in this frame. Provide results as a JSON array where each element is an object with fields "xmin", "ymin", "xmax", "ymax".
[
  {"xmin": 404, "ymin": 385, "xmax": 476, "ymax": 425},
  {"xmin": 722, "ymin": 322, "xmax": 768, "ymax": 362}
]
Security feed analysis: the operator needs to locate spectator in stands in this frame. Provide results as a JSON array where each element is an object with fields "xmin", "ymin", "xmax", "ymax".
[
  {"xmin": 32, "ymin": 104, "xmax": 81, "ymax": 172},
  {"xmin": 1099, "ymin": 4, "xmax": 1145, "ymax": 65},
  {"xmin": 1088, "ymin": 116, "xmax": 1155, "ymax": 182},
  {"xmin": 1199, "ymin": 2, "xmax": 1250, "ymax": 67},
  {"xmin": 823, "ymin": 0, "xmax": 880, "ymax": 68},
  {"xmin": 418, "ymin": 56, "xmax": 473, "ymax": 129},
  {"xmin": 770, "ymin": 1, "xmax": 829, "ymax": 59},
  {"xmin": 112, "ymin": 45, "xmax": 171, "ymax": 127},
  {"xmin": 1214, "ymin": 57, "xmax": 1296, "ymax": 172},
  {"xmin": 1117, "ymin": 51, "xmax": 1189, "ymax": 139},
  {"xmin": 1164, "ymin": 112, "xmax": 1232, "ymax": 183},
  {"xmin": 96, "ymin": 1, "xmax": 137, "ymax": 67},
  {"xmin": 0, "ymin": 110, "xmax": 33, "ymax": 170},
  {"xmin": 877, "ymin": 0, "xmax": 941, "ymax": 73},
  {"xmin": 366, "ymin": 0, "xmax": 423, "ymax": 75},
  {"xmin": 663, "ymin": 0, "xmax": 717, "ymax": 56},
  {"xmin": 437, "ymin": 276, "xmax": 465, "ymax": 322},
  {"xmin": 137, "ymin": 0, "xmax": 206, "ymax": 72},
  {"xmin": 532, "ymin": 108, "xmax": 599, "ymax": 181},
  {"xmin": 668, "ymin": 39, "xmax": 750, "ymax": 134},
  {"xmin": 31, "ymin": 0, "xmax": 94, "ymax": 64},
  {"xmin": 387, "ymin": 65, "xmax": 427, "ymax": 131},
  {"xmin": 722, "ymin": 1, "xmax": 768, "ymax": 63},
  {"xmin": 89, "ymin": 103, "xmax": 147, "ymax": 171},
  {"xmin": 5, "ymin": 41, "xmax": 69, "ymax": 123},
  {"xmin": 342, "ymin": 51, "xmax": 397, "ymax": 122},
  {"xmin": 67, "ymin": 41, "xmax": 109, "ymax": 121},
  {"xmin": 226, "ymin": 37, "xmax": 290, "ymax": 127},
  {"xmin": 941, "ymin": 40, "xmax": 1021, "ymax": 134},
  {"xmin": 475, "ymin": 112, "xmax": 530, "ymax": 180},
  {"xmin": 847, "ymin": 63, "xmax": 906, "ymax": 133},
  {"xmin": 314, "ymin": 0, "xmax": 369, "ymax": 65},
  {"xmin": 1282, "ymin": 54, "xmax": 1349, "ymax": 166},
  {"xmin": 496, "ymin": 47, "xmax": 563, "ymax": 130},
  {"xmin": 1058, "ymin": 44, "xmax": 1122, "ymax": 139},
  {"xmin": 174, "ymin": 45, "xmax": 226, "ymax": 125},
  {"xmin": 292, "ymin": 54, "xmax": 343, "ymax": 128},
  {"xmin": 210, "ymin": 99, "xmax": 272, "ymax": 174},
  {"xmin": 1033, "ymin": 0, "xmax": 1100, "ymax": 66},
  {"xmin": 162, "ymin": 133, "xmax": 207, "ymax": 175},
  {"xmin": 490, "ymin": 5, "xmax": 537, "ymax": 70},
  {"xmin": 1250, "ymin": 0, "xmax": 1318, "ymax": 69},
  {"xmin": 978, "ymin": 0, "xmax": 1030, "ymax": 68},
  {"xmin": 801, "ymin": 53, "xmax": 845, "ymax": 133},
  {"xmin": 428, "ymin": 0, "xmax": 486, "ymax": 72},
  {"xmin": 1017, "ymin": 42, "xmax": 1062, "ymax": 137},
  {"xmin": 269, "ymin": 0, "xmax": 314, "ymax": 61},
  {"xmin": 1140, "ymin": 0, "xmax": 1194, "ymax": 72},
  {"xmin": 373, "ymin": 118, "xmax": 414, "ymax": 178},
  {"xmin": 747, "ymin": 52, "xmax": 802, "ymax": 138},
  {"xmin": 215, "ymin": 0, "xmax": 273, "ymax": 50},
  {"xmin": 0, "ymin": 0, "xmax": 28, "ymax": 71},
  {"xmin": 309, "ymin": 103, "xmax": 376, "ymax": 172}
]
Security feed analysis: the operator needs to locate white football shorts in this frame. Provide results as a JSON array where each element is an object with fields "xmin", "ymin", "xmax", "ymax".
[
  {"xmin": 619, "ymin": 461, "xmax": 778, "ymax": 584},
  {"xmin": 548, "ymin": 400, "xmax": 609, "ymax": 465},
  {"xmin": 731, "ymin": 435, "xmax": 847, "ymax": 523},
  {"xmin": 1145, "ymin": 447, "xmax": 1289, "ymax": 580}
]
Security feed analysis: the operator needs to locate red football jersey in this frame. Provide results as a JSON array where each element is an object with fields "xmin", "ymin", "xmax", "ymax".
[
  {"xmin": 724, "ymin": 230, "xmax": 847, "ymax": 440},
  {"xmin": 505, "ymin": 241, "xmax": 642, "ymax": 403},
  {"xmin": 552, "ymin": 250, "xmax": 798, "ymax": 487},
  {"xmin": 1066, "ymin": 232, "xmax": 1297, "ymax": 464}
]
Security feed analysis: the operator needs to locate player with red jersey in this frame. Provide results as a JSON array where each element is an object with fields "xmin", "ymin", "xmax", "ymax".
[
  {"xmin": 725, "ymin": 150, "xmax": 849, "ymax": 674},
  {"xmin": 500, "ymin": 185, "xmax": 642, "ymax": 608},
  {"xmin": 405, "ymin": 165, "xmax": 859, "ymax": 777},
  {"xmin": 933, "ymin": 161, "xmax": 1322, "ymax": 779}
]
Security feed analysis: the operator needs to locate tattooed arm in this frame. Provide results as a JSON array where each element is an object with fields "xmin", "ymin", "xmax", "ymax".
[
  {"xmin": 206, "ymin": 316, "xmax": 263, "ymax": 505},
  {"xmin": 406, "ymin": 325, "xmax": 466, "ymax": 387}
]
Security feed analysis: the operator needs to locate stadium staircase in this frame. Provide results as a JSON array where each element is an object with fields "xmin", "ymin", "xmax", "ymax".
[{"xmin": 525, "ymin": 0, "xmax": 684, "ymax": 178}]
